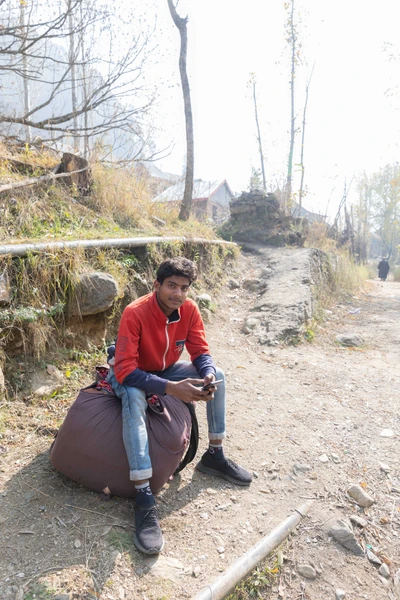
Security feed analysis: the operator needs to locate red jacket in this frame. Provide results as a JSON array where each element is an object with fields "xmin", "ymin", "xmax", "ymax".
[{"xmin": 114, "ymin": 292, "xmax": 214, "ymax": 394}]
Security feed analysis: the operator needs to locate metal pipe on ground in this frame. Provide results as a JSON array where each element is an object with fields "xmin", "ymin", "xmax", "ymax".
[
  {"xmin": 0, "ymin": 236, "xmax": 237, "ymax": 258},
  {"xmin": 192, "ymin": 500, "xmax": 314, "ymax": 600}
]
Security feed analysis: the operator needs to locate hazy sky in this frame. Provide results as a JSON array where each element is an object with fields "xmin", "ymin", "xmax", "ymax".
[{"xmin": 145, "ymin": 0, "xmax": 400, "ymax": 218}]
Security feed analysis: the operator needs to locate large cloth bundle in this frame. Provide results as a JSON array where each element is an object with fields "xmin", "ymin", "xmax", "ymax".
[{"xmin": 50, "ymin": 386, "xmax": 193, "ymax": 498}]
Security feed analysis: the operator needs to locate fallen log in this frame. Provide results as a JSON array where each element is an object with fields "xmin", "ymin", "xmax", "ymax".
[{"xmin": 0, "ymin": 165, "xmax": 89, "ymax": 194}]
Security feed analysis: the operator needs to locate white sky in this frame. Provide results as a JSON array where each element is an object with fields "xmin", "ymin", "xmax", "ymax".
[{"xmin": 144, "ymin": 0, "xmax": 400, "ymax": 218}]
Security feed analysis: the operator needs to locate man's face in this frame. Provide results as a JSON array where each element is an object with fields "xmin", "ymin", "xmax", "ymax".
[{"xmin": 154, "ymin": 275, "xmax": 191, "ymax": 316}]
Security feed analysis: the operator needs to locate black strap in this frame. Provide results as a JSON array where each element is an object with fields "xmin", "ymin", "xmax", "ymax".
[{"xmin": 174, "ymin": 402, "xmax": 199, "ymax": 475}]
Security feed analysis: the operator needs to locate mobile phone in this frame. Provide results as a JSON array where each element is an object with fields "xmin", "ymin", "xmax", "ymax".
[{"xmin": 202, "ymin": 379, "xmax": 223, "ymax": 391}]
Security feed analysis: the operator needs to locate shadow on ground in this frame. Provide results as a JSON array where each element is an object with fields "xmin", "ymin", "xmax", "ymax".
[{"xmin": 0, "ymin": 445, "xmax": 211, "ymax": 599}]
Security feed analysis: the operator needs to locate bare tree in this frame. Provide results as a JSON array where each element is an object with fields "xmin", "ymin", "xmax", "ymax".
[
  {"xmin": 19, "ymin": 0, "xmax": 31, "ymax": 142},
  {"xmin": 167, "ymin": 0, "xmax": 194, "ymax": 221},
  {"xmin": 248, "ymin": 73, "xmax": 266, "ymax": 192},
  {"xmin": 67, "ymin": 0, "xmax": 79, "ymax": 152},
  {"xmin": 285, "ymin": 0, "xmax": 297, "ymax": 214},
  {"xmin": 0, "ymin": 0, "xmax": 159, "ymax": 162},
  {"xmin": 297, "ymin": 63, "xmax": 315, "ymax": 214}
]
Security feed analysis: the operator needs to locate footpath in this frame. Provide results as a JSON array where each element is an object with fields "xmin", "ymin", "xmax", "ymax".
[{"xmin": 0, "ymin": 250, "xmax": 399, "ymax": 600}]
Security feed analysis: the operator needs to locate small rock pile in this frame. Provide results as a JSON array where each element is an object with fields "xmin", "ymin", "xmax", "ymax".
[{"xmin": 219, "ymin": 190, "xmax": 307, "ymax": 246}]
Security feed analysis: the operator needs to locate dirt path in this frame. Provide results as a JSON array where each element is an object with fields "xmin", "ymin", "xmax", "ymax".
[{"xmin": 0, "ymin": 252, "xmax": 399, "ymax": 600}]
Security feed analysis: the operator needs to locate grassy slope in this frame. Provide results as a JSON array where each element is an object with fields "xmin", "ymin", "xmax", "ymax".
[{"xmin": 0, "ymin": 144, "xmax": 217, "ymax": 243}]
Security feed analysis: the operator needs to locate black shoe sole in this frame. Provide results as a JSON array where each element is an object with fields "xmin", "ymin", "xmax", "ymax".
[
  {"xmin": 195, "ymin": 461, "xmax": 252, "ymax": 486},
  {"xmin": 133, "ymin": 533, "xmax": 165, "ymax": 555}
]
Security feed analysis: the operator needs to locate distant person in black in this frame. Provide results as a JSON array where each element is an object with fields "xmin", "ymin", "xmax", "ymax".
[{"xmin": 378, "ymin": 258, "xmax": 390, "ymax": 281}]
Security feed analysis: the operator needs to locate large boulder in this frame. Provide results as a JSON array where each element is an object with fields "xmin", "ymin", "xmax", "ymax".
[{"xmin": 69, "ymin": 272, "xmax": 119, "ymax": 316}]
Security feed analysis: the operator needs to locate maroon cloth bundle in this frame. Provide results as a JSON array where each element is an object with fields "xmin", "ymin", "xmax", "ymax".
[{"xmin": 50, "ymin": 386, "xmax": 192, "ymax": 498}]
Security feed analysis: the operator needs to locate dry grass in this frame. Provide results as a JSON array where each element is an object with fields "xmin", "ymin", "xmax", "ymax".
[
  {"xmin": 392, "ymin": 266, "xmax": 400, "ymax": 282},
  {"xmin": 0, "ymin": 146, "xmax": 221, "ymax": 242},
  {"xmin": 304, "ymin": 223, "xmax": 369, "ymax": 312}
]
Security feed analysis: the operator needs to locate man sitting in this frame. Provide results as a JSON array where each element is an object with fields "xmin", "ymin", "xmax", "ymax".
[{"xmin": 107, "ymin": 256, "xmax": 252, "ymax": 555}]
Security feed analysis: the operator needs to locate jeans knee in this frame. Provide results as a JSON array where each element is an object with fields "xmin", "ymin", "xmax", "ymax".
[{"xmin": 215, "ymin": 367, "xmax": 225, "ymax": 381}]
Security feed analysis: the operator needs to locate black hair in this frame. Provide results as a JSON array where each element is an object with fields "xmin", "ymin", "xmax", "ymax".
[{"xmin": 156, "ymin": 257, "xmax": 197, "ymax": 285}]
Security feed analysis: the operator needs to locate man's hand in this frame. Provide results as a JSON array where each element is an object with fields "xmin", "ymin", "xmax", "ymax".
[
  {"xmin": 203, "ymin": 373, "xmax": 216, "ymax": 389},
  {"xmin": 165, "ymin": 378, "xmax": 213, "ymax": 403}
]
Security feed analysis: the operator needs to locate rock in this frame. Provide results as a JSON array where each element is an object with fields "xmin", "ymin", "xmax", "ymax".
[
  {"xmin": 0, "ymin": 270, "xmax": 11, "ymax": 305},
  {"xmin": 31, "ymin": 370, "xmax": 64, "ymax": 398},
  {"xmin": 46, "ymin": 364, "xmax": 63, "ymax": 379},
  {"xmin": 228, "ymin": 278, "xmax": 240, "ymax": 289},
  {"xmin": 335, "ymin": 590, "xmax": 346, "ymax": 600},
  {"xmin": 293, "ymin": 464, "xmax": 311, "ymax": 474},
  {"xmin": 328, "ymin": 519, "xmax": 364, "ymax": 556},
  {"xmin": 331, "ymin": 453, "xmax": 340, "ymax": 463},
  {"xmin": 217, "ymin": 546, "xmax": 225, "ymax": 554},
  {"xmin": 132, "ymin": 273, "xmax": 150, "ymax": 297},
  {"xmin": 319, "ymin": 453, "xmax": 329, "ymax": 463},
  {"xmin": 145, "ymin": 556, "xmax": 186, "ymax": 581},
  {"xmin": 379, "ymin": 462, "xmax": 391, "ymax": 473},
  {"xmin": 69, "ymin": 272, "xmax": 119, "ymax": 316},
  {"xmin": 366, "ymin": 549, "xmax": 382, "ymax": 565},
  {"xmin": 74, "ymin": 539, "xmax": 81, "ymax": 548},
  {"xmin": 297, "ymin": 564, "xmax": 317, "ymax": 579},
  {"xmin": 379, "ymin": 563, "xmax": 390, "ymax": 578},
  {"xmin": 260, "ymin": 267, "xmax": 273, "ymax": 278},
  {"xmin": 349, "ymin": 515, "xmax": 367, "ymax": 528},
  {"xmin": 380, "ymin": 429, "xmax": 394, "ymax": 438},
  {"xmin": 196, "ymin": 293, "xmax": 212, "ymax": 309},
  {"xmin": 335, "ymin": 333, "xmax": 365, "ymax": 347},
  {"xmin": 242, "ymin": 317, "xmax": 260, "ymax": 334},
  {"xmin": 347, "ymin": 484, "xmax": 374, "ymax": 508},
  {"xmin": 242, "ymin": 277, "xmax": 261, "ymax": 291},
  {"xmin": 193, "ymin": 565, "xmax": 201, "ymax": 578}
]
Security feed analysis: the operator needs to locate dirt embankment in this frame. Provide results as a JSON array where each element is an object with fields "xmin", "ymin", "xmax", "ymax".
[{"xmin": 0, "ymin": 248, "xmax": 399, "ymax": 600}]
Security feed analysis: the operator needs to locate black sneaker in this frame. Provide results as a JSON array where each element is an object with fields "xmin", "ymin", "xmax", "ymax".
[
  {"xmin": 196, "ymin": 451, "xmax": 252, "ymax": 486},
  {"xmin": 133, "ymin": 504, "xmax": 164, "ymax": 555}
]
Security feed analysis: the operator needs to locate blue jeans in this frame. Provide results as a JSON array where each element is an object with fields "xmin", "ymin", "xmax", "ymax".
[{"xmin": 107, "ymin": 361, "xmax": 226, "ymax": 481}]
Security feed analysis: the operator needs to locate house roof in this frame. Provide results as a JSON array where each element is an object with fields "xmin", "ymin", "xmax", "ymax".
[
  {"xmin": 291, "ymin": 201, "xmax": 325, "ymax": 223},
  {"xmin": 154, "ymin": 179, "xmax": 234, "ymax": 203}
]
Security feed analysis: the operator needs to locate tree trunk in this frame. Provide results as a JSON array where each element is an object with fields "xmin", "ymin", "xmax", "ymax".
[
  {"xmin": 167, "ymin": 0, "xmax": 194, "ymax": 221},
  {"xmin": 68, "ymin": 4, "xmax": 79, "ymax": 153},
  {"xmin": 252, "ymin": 80, "xmax": 266, "ymax": 192},
  {"xmin": 298, "ymin": 64, "xmax": 314, "ymax": 216},
  {"xmin": 79, "ymin": 0, "xmax": 90, "ymax": 158},
  {"xmin": 0, "ymin": 162, "xmax": 89, "ymax": 194},
  {"xmin": 19, "ymin": 3, "xmax": 31, "ymax": 143},
  {"xmin": 286, "ymin": 0, "xmax": 296, "ymax": 214}
]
